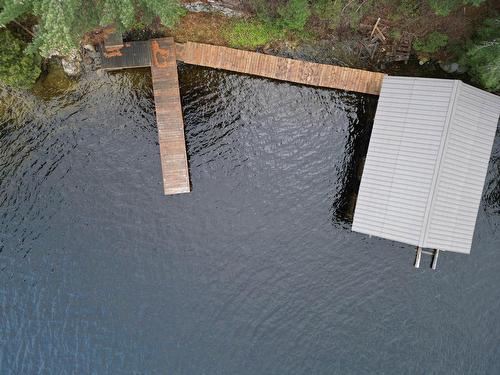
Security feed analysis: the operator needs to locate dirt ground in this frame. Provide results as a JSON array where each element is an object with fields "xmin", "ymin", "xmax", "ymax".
[{"xmin": 165, "ymin": 12, "xmax": 232, "ymax": 46}]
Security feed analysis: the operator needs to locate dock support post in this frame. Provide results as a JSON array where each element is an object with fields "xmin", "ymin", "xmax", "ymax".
[
  {"xmin": 414, "ymin": 246, "xmax": 422, "ymax": 268},
  {"xmin": 431, "ymin": 249, "xmax": 439, "ymax": 270}
]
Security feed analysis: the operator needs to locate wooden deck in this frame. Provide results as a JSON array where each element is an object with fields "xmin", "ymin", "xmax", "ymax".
[
  {"xmin": 100, "ymin": 41, "xmax": 151, "ymax": 71},
  {"xmin": 150, "ymin": 38, "xmax": 190, "ymax": 195},
  {"xmin": 99, "ymin": 38, "xmax": 387, "ymax": 195},
  {"xmin": 176, "ymin": 42, "xmax": 385, "ymax": 95}
]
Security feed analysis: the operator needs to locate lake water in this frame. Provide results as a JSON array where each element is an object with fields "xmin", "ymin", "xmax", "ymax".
[{"xmin": 1, "ymin": 64, "xmax": 499, "ymax": 374}]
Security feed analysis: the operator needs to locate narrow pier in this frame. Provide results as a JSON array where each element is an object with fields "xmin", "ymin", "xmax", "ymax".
[
  {"xmin": 150, "ymin": 38, "xmax": 190, "ymax": 194},
  {"xmin": 176, "ymin": 42, "xmax": 385, "ymax": 95}
]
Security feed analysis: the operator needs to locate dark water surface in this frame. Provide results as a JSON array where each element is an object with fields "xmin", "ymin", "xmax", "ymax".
[{"xmin": 1, "ymin": 64, "xmax": 499, "ymax": 374}]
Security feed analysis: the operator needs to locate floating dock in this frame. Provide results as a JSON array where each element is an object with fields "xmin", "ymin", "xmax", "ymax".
[{"xmin": 100, "ymin": 39, "xmax": 387, "ymax": 195}]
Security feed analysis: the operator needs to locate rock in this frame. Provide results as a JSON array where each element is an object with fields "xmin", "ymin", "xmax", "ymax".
[
  {"xmin": 82, "ymin": 44, "xmax": 95, "ymax": 52},
  {"xmin": 439, "ymin": 61, "xmax": 468, "ymax": 74},
  {"xmin": 418, "ymin": 56, "xmax": 430, "ymax": 65},
  {"xmin": 183, "ymin": 1, "xmax": 244, "ymax": 16},
  {"xmin": 440, "ymin": 62, "xmax": 457, "ymax": 73},
  {"xmin": 61, "ymin": 49, "xmax": 82, "ymax": 77}
]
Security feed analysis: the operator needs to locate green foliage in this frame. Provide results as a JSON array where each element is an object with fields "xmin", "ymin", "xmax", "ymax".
[
  {"xmin": 313, "ymin": 0, "xmax": 342, "ymax": 29},
  {"xmin": 460, "ymin": 18, "xmax": 500, "ymax": 91},
  {"xmin": 248, "ymin": 0, "xmax": 273, "ymax": 23},
  {"xmin": 427, "ymin": 0, "xmax": 457, "ymax": 16},
  {"xmin": 227, "ymin": 0, "xmax": 312, "ymax": 48},
  {"xmin": 0, "ymin": 29, "xmax": 41, "ymax": 88},
  {"xmin": 33, "ymin": 0, "xmax": 83, "ymax": 57},
  {"xmin": 0, "ymin": 0, "xmax": 186, "ymax": 57},
  {"xmin": 277, "ymin": 0, "xmax": 311, "ymax": 32},
  {"xmin": 0, "ymin": 0, "xmax": 32, "ymax": 25},
  {"xmin": 311, "ymin": 0, "xmax": 374, "ymax": 31},
  {"xmin": 397, "ymin": 0, "xmax": 420, "ymax": 18},
  {"xmin": 138, "ymin": 0, "xmax": 186, "ymax": 28},
  {"xmin": 389, "ymin": 29, "xmax": 402, "ymax": 41},
  {"xmin": 100, "ymin": 0, "xmax": 136, "ymax": 30},
  {"xmin": 226, "ymin": 19, "xmax": 284, "ymax": 48},
  {"xmin": 428, "ymin": 0, "xmax": 486, "ymax": 16},
  {"xmin": 413, "ymin": 31, "xmax": 448, "ymax": 53}
]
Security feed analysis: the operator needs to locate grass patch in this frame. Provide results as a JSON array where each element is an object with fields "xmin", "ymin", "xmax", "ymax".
[{"xmin": 226, "ymin": 19, "xmax": 284, "ymax": 48}]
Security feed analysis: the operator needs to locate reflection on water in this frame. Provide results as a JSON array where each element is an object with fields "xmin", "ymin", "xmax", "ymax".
[{"xmin": 1, "ymin": 63, "xmax": 499, "ymax": 375}]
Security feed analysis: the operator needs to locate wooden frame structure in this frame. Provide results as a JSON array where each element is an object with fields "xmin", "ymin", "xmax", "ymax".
[{"xmin": 100, "ymin": 37, "xmax": 386, "ymax": 195}]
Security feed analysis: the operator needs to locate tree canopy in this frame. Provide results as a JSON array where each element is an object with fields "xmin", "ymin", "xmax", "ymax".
[
  {"xmin": 0, "ymin": 0, "xmax": 185, "ymax": 57},
  {"xmin": 460, "ymin": 18, "xmax": 500, "ymax": 92},
  {"xmin": 0, "ymin": 29, "xmax": 41, "ymax": 88}
]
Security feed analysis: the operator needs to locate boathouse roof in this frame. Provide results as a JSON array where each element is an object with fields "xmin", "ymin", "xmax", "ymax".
[{"xmin": 352, "ymin": 76, "xmax": 500, "ymax": 254}]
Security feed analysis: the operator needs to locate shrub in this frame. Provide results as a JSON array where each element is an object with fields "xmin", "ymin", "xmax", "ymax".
[
  {"xmin": 248, "ymin": 0, "xmax": 274, "ymax": 23},
  {"xmin": 397, "ymin": 0, "xmax": 420, "ymax": 18},
  {"xmin": 428, "ymin": 0, "xmax": 486, "ymax": 17},
  {"xmin": 277, "ymin": 0, "xmax": 311, "ymax": 32},
  {"xmin": 389, "ymin": 29, "xmax": 402, "ymax": 41},
  {"xmin": 226, "ymin": 19, "xmax": 284, "ymax": 48},
  {"xmin": 0, "ymin": 29, "xmax": 41, "ymax": 88},
  {"xmin": 313, "ymin": 0, "xmax": 342, "ymax": 29},
  {"xmin": 413, "ymin": 31, "xmax": 449, "ymax": 53}
]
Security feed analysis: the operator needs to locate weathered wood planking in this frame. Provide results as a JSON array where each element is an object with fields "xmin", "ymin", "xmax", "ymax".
[
  {"xmin": 99, "ymin": 38, "xmax": 385, "ymax": 195},
  {"xmin": 150, "ymin": 38, "xmax": 190, "ymax": 195},
  {"xmin": 176, "ymin": 42, "xmax": 385, "ymax": 95},
  {"xmin": 100, "ymin": 41, "xmax": 151, "ymax": 71},
  {"xmin": 101, "ymin": 40, "xmax": 385, "ymax": 95}
]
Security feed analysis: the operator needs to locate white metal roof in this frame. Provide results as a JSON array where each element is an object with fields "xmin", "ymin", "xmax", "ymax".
[{"xmin": 352, "ymin": 76, "xmax": 500, "ymax": 254}]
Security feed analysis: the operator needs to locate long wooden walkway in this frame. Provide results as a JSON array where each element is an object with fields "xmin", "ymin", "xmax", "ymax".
[
  {"xmin": 176, "ymin": 42, "xmax": 385, "ymax": 95},
  {"xmin": 150, "ymin": 38, "xmax": 190, "ymax": 194}
]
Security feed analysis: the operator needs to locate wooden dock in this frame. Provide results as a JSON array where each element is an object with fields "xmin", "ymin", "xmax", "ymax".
[
  {"xmin": 176, "ymin": 42, "xmax": 385, "ymax": 95},
  {"xmin": 99, "ymin": 38, "xmax": 386, "ymax": 195},
  {"xmin": 150, "ymin": 38, "xmax": 190, "ymax": 194},
  {"xmin": 100, "ymin": 41, "xmax": 151, "ymax": 71}
]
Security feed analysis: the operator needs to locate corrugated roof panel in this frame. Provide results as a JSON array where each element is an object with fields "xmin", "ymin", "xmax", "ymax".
[
  {"xmin": 352, "ymin": 77, "xmax": 500, "ymax": 255},
  {"xmin": 352, "ymin": 77, "xmax": 454, "ymax": 247},
  {"xmin": 423, "ymin": 82, "xmax": 500, "ymax": 253}
]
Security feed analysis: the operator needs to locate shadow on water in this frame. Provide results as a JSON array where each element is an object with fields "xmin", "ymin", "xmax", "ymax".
[{"xmin": 330, "ymin": 94, "xmax": 377, "ymax": 228}]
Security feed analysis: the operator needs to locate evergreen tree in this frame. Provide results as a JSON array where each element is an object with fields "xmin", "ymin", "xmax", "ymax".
[
  {"xmin": 461, "ymin": 18, "xmax": 500, "ymax": 92},
  {"xmin": 0, "ymin": 29, "xmax": 41, "ymax": 88},
  {"xmin": 277, "ymin": 0, "xmax": 311, "ymax": 32},
  {"xmin": 0, "ymin": 0, "xmax": 185, "ymax": 57}
]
